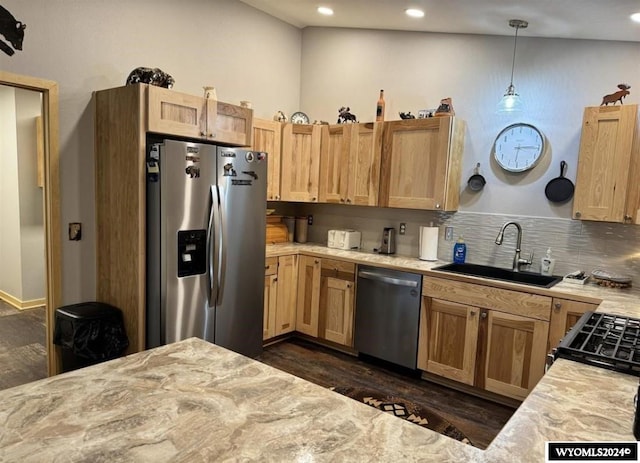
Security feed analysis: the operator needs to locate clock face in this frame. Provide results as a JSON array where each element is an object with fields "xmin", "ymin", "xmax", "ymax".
[
  {"xmin": 291, "ymin": 111, "xmax": 309, "ymax": 124},
  {"xmin": 493, "ymin": 123, "xmax": 545, "ymax": 172}
]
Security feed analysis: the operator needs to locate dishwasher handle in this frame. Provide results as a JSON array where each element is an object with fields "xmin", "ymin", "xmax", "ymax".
[{"xmin": 358, "ymin": 270, "xmax": 419, "ymax": 288}]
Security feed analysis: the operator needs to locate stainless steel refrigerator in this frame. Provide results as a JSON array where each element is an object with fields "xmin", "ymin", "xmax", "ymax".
[{"xmin": 145, "ymin": 138, "xmax": 266, "ymax": 358}]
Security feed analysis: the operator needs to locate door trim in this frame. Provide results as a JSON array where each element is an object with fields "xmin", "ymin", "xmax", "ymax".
[{"xmin": 0, "ymin": 71, "xmax": 62, "ymax": 376}]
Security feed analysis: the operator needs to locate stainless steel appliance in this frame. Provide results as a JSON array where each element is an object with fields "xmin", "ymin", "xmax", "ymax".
[
  {"xmin": 379, "ymin": 227, "xmax": 396, "ymax": 254},
  {"xmin": 550, "ymin": 311, "xmax": 640, "ymax": 376},
  {"xmin": 146, "ymin": 138, "xmax": 266, "ymax": 358},
  {"xmin": 354, "ymin": 265, "xmax": 422, "ymax": 369}
]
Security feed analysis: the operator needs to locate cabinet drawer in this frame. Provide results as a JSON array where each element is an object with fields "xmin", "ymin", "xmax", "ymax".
[
  {"xmin": 321, "ymin": 259, "xmax": 355, "ymax": 281},
  {"xmin": 423, "ymin": 276, "xmax": 552, "ymax": 321},
  {"xmin": 265, "ymin": 257, "xmax": 278, "ymax": 276}
]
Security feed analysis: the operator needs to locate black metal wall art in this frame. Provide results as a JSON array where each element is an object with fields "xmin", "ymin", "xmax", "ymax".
[{"xmin": 0, "ymin": 4, "xmax": 26, "ymax": 56}]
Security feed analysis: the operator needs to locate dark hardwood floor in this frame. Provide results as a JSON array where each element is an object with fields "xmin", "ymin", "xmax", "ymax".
[
  {"xmin": 258, "ymin": 337, "xmax": 515, "ymax": 449},
  {"xmin": 0, "ymin": 301, "xmax": 47, "ymax": 390}
]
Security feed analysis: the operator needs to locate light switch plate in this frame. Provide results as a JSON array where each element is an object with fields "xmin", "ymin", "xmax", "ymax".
[
  {"xmin": 69, "ymin": 222, "xmax": 82, "ymax": 241},
  {"xmin": 445, "ymin": 226, "xmax": 453, "ymax": 241}
]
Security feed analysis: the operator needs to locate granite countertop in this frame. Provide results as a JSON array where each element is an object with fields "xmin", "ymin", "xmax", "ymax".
[
  {"xmin": 266, "ymin": 242, "xmax": 640, "ymax": 317},
  {"xmin": 0, "ymin": 338, "xmax": 481, "ymax": 462},
  {"xmin": 0, "ymin": 244, "xmax": 637, "ymax": 462}
]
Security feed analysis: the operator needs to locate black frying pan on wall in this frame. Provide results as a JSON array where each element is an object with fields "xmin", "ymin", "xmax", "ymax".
[{"xmin": 545, "ymin": 161, "xmax": 575, "ymax": 203}]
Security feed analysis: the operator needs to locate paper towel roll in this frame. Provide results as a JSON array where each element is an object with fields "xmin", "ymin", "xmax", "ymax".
[{"xmin": 419, "ymin": 226, "xmax": 439, "ymax": 261}]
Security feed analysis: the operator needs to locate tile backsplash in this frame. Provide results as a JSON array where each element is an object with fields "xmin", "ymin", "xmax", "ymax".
[{"xmin": 278, "ymin": 202, "xmax": 640, "ymax": 279}]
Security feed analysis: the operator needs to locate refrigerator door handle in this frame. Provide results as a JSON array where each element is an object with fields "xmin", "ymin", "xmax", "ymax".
[
  {"xmin": 216, "ymin": 185, "xmax": 226, "ymax": 305},
  {"xmin": 207, "ymin": 185, "xmax": 218, "ymax": 307}
]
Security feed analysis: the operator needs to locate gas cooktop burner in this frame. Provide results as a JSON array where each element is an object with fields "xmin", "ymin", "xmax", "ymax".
[{"xmin": 553, "ymin": 312, "xmax": 640, "ymax": 376}]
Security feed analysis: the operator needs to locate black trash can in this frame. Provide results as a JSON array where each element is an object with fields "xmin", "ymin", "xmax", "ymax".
[{"xmin": 53, "ymin": 302, "xmax": 129, "ymax": 372}]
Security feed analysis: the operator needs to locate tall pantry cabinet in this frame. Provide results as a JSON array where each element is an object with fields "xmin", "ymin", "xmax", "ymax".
[{"xmin": 94, "ymin": 84, "xmax": 252, "ymax": 353}]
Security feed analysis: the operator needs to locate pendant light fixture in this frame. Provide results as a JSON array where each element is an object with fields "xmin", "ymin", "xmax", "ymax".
[{"xmin": 497, "ymin": 19, "xmax": 528, "ymax": 113}]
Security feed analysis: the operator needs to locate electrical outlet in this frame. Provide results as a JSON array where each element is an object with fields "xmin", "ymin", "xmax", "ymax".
[
  {"xmin": 69, "ymin": 222, "xmax": 82, "ymax": 241},
  {"xmin": 399, "ymin": 223, "xmax": 406, "ymax": 235},
  {"xmin": 307, "ymin": 215, "xmax": 313, "ymax": 225},
  {"xmin": 445, "ymin": 226, "xmax": 454, "ymax": 241}
]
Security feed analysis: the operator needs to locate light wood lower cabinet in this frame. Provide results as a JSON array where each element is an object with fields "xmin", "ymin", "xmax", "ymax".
[
  {"xmin": 318, "ymin": 260, "xmax": 356, "ymax": 346},
  {"xmin": 296, "ymin": 256, "xmax": 321, "ymax": 336},
  {"xmin": 547, "ymin": 298, "xmax": 598, "ymax": 352},
  {"xmin": 419, "ymin": 297, "xmax": 479, "ymax": 386},
  {"xmin": 263, "ymin": 255, "xmax": 298, "ymax": 341},
  {"xmin": 294, "ymin": 256, "xmax": 356, "ymax": 347},
  {"xmin": 418, "ymin": 276, "xmax": 551, "ymax": 401}
]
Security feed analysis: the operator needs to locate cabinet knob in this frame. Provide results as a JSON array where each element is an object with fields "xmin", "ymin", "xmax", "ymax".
[
  {"xmin": 312, "ymin": 197, "xmax": 317, "ymax": 201},
  {"xmin": 347, "ymin": 283, "xmax": 351, "ymax": 289},
  {"xmin": 435, "ymin": 203, "xmax": 441, "ymax": 209},
  {"xmin": 314, "ymin": 260, "xmax": 319, "ymax": 264},
  {"xmin": 346, "ymin": 199, "xmax": 352, "ymax": 204},
  {"xmin": 624, "ymin": 215, "xmax": 633, "ymax": 222},
  {"xmin": 209, "ymin": 133, "xmax": 216, "ymax": 138},
  {"xmin": 470, "ymin": 310, "xmax": 476, "ymax": 316},
  {"xmin": 200, "ymin": 131, "xmax": 206, "ymax": 136},
  {"xmin": 275, "ymin": 195, "xmax": 280, "ymax": 200},
  {"xmin": 340, "ymin": 198, "xmax": 345, "ymax": 203},
  {"xmin": 554, "ymin": 303, "xmax": 562, "ymax": 310},
  {"xmin": 575, "ymin": 211, "xmax": 582, "ymax": 218},
  {"xmin": 480, "ymin": 311, "xmax": 487, "ymax": 319}
]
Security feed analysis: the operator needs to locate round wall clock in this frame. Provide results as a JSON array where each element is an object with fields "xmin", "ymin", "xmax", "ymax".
[
  {"xmin": 492, "ymin": 123, "xmax": 545, "ymax": 173},
  {"xmin": 291, "ymin": 111, "xmax": 310, "ymax": 124}
]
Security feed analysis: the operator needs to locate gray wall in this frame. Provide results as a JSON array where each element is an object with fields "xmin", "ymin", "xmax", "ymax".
[
  {"xmin": 1, "ymin": 0, "xmax": 301, "ymax": 304},
  {"xmin": 2, "ymin": 0, "xmax": 640, "ymax": 304}
]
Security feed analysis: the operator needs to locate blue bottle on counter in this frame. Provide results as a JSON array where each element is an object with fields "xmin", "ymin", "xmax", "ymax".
[{"xmin": 453, "ymin": 236, "xmax": 466, "ymax": 264}]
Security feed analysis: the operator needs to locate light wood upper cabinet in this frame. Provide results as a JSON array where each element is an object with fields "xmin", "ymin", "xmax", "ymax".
[
  {"xmin": 319, "ymin": 124, "xmax": 352, "ymax": 204},
  {"xmin": 573, "ymin": 104, "xmax": 640, "ymax": 224},
  {"xmin": 252, "ymin": 118, "xmax": 282, "ymax": 201},
  {"xmin": 147, "ymin": 85, "xmax": 252, "ymax": 146},
  {"xmin": 319, "ymin": 122, "xmax": 384, "ymax": 206},
  {"xmin": 548, "ymin": 298, "xmax": 598, "ymax": 353},
  {"xmin": 281, "ymin": 124, "xmax": 323, "ymax": 202},
  {"xmin": 296, "ymin": 255, "xmax": 321, "ymax": 336},
  {"xmin": 379, "ymin": 117, "xmax": 465, "ymax": 211}
]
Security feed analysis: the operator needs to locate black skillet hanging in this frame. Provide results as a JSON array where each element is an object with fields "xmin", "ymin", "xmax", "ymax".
[{"xmin": 545, "ymin": 161, "xmax": 575, "ymax": 203}]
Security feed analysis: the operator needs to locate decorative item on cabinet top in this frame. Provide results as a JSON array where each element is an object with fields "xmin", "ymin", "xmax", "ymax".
[
  {"xmin": 126, "ymin": 67, "xmax": 174, "ymax": 88},
  {"xmin": 273, "ymin": 111, "xmax": 288, "ymax": 122},
  {"xmin": 291, "ymin": 111, "xmax": 310, "ymax": 124},
  {"xmin": 434, "ymin": 97, "xmax": 455, "ymax": 117},
  {"xmin": 601, "ymin": 84, "xmax": 631, "ymax": 106},
  {"xmin": 337, "ymin": 106, "xmax": 358, "ymax": 123}
]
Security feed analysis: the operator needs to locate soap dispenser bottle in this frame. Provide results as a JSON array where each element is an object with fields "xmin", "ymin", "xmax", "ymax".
[
  {"xmin": 453, "ymin": 236, "xmax": 467, "ymax": 264},
  {"xmin": 541, "ymin": 248, "xmax": 556, "ymax": 276}
]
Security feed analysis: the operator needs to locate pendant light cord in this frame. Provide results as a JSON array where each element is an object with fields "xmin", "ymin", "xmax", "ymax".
[{"xmin": 509, "ymin": 25, "xmax": 520, "ymax": 88}]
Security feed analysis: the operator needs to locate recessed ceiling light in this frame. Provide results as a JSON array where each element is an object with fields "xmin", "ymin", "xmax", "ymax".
[
  {"xmin": 405, "ymin": 8, "xmax": 425, "ymax": 18},
  {"xmin": 317, "ymin": 6, "xmax": 334, "ymax": 16},
  {"xmin": 631, "ymin": 12, "xmax": 640, "ymax": 23}
]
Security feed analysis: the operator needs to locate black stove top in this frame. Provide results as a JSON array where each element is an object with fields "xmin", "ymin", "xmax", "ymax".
[{"xmin": 554, "ymin": 311, "xmax": 640, "ymax": 376}]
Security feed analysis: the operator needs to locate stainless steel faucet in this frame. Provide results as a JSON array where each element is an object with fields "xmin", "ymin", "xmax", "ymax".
[{"xmin": 494, "ymin": 221, "xmax": 533, "ymax": 272}]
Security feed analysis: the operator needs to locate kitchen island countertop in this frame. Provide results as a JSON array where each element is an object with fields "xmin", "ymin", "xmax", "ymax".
[{"xmin": 0, "ymin": 244, "xmax": 637, "ymax": 462}]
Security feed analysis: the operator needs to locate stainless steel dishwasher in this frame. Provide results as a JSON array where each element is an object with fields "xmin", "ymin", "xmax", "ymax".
[{"xmin": 354, "ymin": 265, "xmax": 422, "ymax": 369}]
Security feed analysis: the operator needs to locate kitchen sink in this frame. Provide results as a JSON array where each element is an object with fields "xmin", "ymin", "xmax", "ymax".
[{"xmin": 432, "ymin": 262, "xmax": 563, "ymax": 288}]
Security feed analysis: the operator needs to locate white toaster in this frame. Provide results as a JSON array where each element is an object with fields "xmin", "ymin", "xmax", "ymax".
[{"xmin": 328, "ymin": 229, "xmax": 361, "ymax": 250}]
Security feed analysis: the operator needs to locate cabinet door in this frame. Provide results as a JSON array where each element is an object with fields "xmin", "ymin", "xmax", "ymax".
[
  {"xmin": 252, "ymin": 118, "xmax": 282, "ymax": 201},
  {"xmin": 548, "ymin": 298, "xmax": 598, "ymax": 353},
  {"xmin": 418, "ymin": 297, "xmax": 479, "ymax": 386},
  {"xmin": 275, "ymin": 255, "xmax": 298, "ymax": 336},
  {"xmin": 380, "ymin": 117, "xmax": 463, "ymax": 211},
  {"xmin": 213, "ymin": 101, "xmax": 252, "ymax": 146},
  {"xmin": 147, "ymin": 86, "xmax": 207, "ymax": 139},
  {"xmin": 280, "ymin": 124, "xmax": 322, "ymax": 202},
  {"xmin": 319, "ymin": 125, "xmax": 352, "ymax": 204},
  {"xmin": 483, "ymin": 310, "xmax": 549, "ymax": 401},
  {"xmin": 350, "ymin": 122, "xmax": 383, "ymax": 206},
  {"xmin": 263, "ymin": 257, "xmax": 278, "ymax": 341},
  {"xmin": 318, "ymin": 259, "xmax": 356, "ymax": 346},
  {"xmin": 573, "ymin": 105, "xmax": 639, "ymax": 223},
  {"xmin": 296, "ymin": 255, "xmax": 321, "ymax": 336}
]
